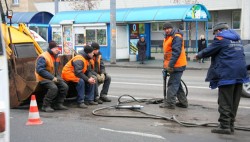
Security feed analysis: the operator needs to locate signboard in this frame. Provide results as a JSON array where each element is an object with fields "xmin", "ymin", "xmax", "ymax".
[{"xmin": 129, "ymin": 24, "xmax": 139, "ymax": 39}]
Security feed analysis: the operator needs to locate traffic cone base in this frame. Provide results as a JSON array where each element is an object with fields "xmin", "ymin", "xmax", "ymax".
[{"xmin": 26, "ymin": 95, "xmax": 43, "ymax": 125}]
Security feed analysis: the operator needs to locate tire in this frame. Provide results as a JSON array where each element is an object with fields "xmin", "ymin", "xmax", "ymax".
[{"xmin": 242, "ymin": 71, "xmax": 250, "ymax": 98}]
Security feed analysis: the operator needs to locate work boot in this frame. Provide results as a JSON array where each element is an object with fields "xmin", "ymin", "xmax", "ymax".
[
  {"xmin": 100, "ymin": 96, "xmax": 111, "ymax": 102},
  {"xmin": 211, "ymin": 127, "xmax": 232, "ymax": 135},
  {"xmin": 176, "ymin": 102, "xmax": 188, "ymax": 108},
  {"xmin": 84, "ymin": 101, "xmax": 98, "ymax": 105},
  {"xmin": 41, "ymin": 105, "xmax": 55, "ymax": 112},
  {"xmin": 159, "ymin": 102, "xmax": 175, "ymax": 109},
  {"xmin": 94, "ymin": 98, "xmax": 103, "ymax": 104},
  {"xmin": 231, "ymin": 123, "xmax": 234, "ymax": 133},
  {"xmin": 78, "ymin": 103, "xmax": 88, "ymax": 109},
  {"xmin": 53, "ymin": 103, "xmax": 68, "ymax": 110}
]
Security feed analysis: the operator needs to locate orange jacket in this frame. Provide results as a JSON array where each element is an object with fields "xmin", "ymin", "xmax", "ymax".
[
  {"xmin": 35, "ymin": 51, "xmax": 59, "ymax": 81},
  {"xmin": 61, "ymin": 55, "xmax": 89, "ymax": 82},
  {"xmin": 90, "ymin": 54, "xmax": 101, "ymax": 73},
  {"xmin": 163, "ymin": 33, "xmax": 187, "ymax": 68}
]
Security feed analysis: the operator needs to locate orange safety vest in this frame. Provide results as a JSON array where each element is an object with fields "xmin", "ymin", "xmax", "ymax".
[
  {"xmin": 61, "ymin": 55, "xmax": 89, "ymax": 82},
  {"xmin": 163, "ymin": 34, "xmax": 187, "ymax": 68},
  {"xmin": 90, "ymin": 54, "xmax": 101, "ymax": 73},
  {"xmin": 35, "ymin": 51, "xmax": 59, "ymax": 81}
]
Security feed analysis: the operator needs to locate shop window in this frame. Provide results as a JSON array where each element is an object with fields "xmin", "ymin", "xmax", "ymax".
[
  {"xmin": 232, "ymin": 11, "xmax": 240, "ymax": 29},
  {"xmin": 75, "ymin": 34, "xmax": 85, "ymax": 46},
  {"xmin": 86, "ymin": 29, "xmax": 95, "ymax": 44},
  {"xmin": 86, "ymin": 28, "xmax": 107, "ymax": 46},
  {"xmin": 97, "ymin": 29, "xmax": 106, "ymax": 45},
  {"xmin": 151, "ymin": 23, "xmax": 157, "ymax": 31},
  {"xmin": 52, "ymin": 27, "xmax": 62, "ymax": 45}
]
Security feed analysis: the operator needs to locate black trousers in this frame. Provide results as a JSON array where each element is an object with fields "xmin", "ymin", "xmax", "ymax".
[
  {"xmin": 39, "ymin": 80, "xmax": 68, "ymax": 106},
  {"xmin": 94, "ymin": 74, "xmax": 111, "ymax": 98},
  {"xmin": 218, "ymin": 84, "xmax": 242, "ymax": 128}
]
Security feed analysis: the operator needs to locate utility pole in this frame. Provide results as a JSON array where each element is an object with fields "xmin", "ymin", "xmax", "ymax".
[
  {"xmin": 55, "ymin": 0, "xmax": 59, "ymax": 14},
  {"xmin": 110, "ymin": 0, "xmax": 116, "ymax": 64}
]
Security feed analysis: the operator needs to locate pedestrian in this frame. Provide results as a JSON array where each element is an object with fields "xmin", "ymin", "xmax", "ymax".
[
  {"xmin": 136, "ymin": 36, "xmax": 147, "ymax": 64},
  {"xmin": 90, "ymin": 42, "xmax": 112, "ymax": 104},
  {"xmin": 196, "ymin": 23, "xmax": 249, "ymax": 134},
  {"xmin": 198, "ymin": 34, "xmax": 207, "ymax": 63},
  {"xmin": 35, "ymin": 40, "xmax": 68, "ymax": 112},
  {"xmin": 159, "ymin": 22, "xmax": 188, "ymax": 109},
  {"xmin": 61, "ymin": 45, "xmax": 98, "ymax": 109}
]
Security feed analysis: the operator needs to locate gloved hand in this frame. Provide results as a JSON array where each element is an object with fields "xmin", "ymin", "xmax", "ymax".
[
  {"xmin": 100, "ymin": 73, "xmax": 105, "ymax": 81},
  {"xmin": 166, "ymin": 67, "xmax": 174, "ymax": 74},
  {"xmin": 97, "ymin": 74, "xmax": 103, "ymax": 83},
  {"xmin": 52, "ymin": 77, "xmax": 58, "ymax": 83}
]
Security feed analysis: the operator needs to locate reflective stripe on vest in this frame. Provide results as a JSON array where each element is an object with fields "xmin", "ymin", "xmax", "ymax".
[
  {"xmin": 61, "ymin": 55, "xmax": 88, "ymax": 82},
  {"xmin": 35, "ymin": 51, "xmax": 59, "ymax": 81},
  {"xmin": 163, "ymin": 34, "xmax": 187, "ymax": 68}
]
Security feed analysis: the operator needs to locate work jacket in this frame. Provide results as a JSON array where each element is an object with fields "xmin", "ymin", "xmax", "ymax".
[
  {"xmin": 61, "ymin": 50, "xmax": 90, "ymax": 83},
  {"xmin": 35, "ymin": 49, "xmax": 59, "ymax": 82},
  {"xmin": 163, "ymin": 29, "xmax": 187, "ymax": 70},
  {"xmin": 197, "ymin": 29, "xmax": 249, "ymax": 89},
  {"xmin": 89, "ymin": 52, "xmax": 105, "ymax": 74}
]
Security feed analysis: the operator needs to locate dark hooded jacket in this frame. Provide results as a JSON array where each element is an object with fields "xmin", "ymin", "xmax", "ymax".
[
  {"xmin": 197, "ymin": 29, "xmax": 249, "ymax": 89},
  {"xmin": 72, "ymin": 50, "xmax": 92, "ymax": 82}
]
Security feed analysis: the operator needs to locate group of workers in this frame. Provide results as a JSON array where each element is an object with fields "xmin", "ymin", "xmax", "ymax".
[
  {"xmin": 35, "ymin": 21, "xmax": 249, "ymax": 135},
  {"xmin": 35, "ymin": 41, "xmax": 111, "ymax": 112},
  {"xmin": 160, "ymin": 22, "xmax": 249, "ymax": 135}
]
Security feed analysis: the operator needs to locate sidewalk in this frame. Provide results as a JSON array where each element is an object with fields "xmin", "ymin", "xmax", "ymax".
[{"xmin": 104, "ymin": 53, "xmax": 210, "ymax": 70}]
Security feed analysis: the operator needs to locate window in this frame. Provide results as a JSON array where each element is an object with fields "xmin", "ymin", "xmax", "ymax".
[
  {"xmin": 97, "ymin": 29, "xmax": 106, "ymax": 45},
  {"xmin": 86, "ymin": 28, "xmax": 107, "ymax": 46},
  {"xmin": 75, "ymin": 34, "xmax": 85, "ymax": 46},
  {"xmin": 52, "ymin": 27, "xmax": 62, "ymax": 45},
  {"xmin": 232, "ymin": 11, "xmax": 240, "ymax": 29},
  {"xmin": 151, "ymin": 23, "xmax": 157, "ymax": 31},
  {"xmin": 12, "ymin": 0, "xmax": 19, "ymax": 5},
  {"xmin": 207, "ymin": 11, "xmax": 218, "ymax": 29}
]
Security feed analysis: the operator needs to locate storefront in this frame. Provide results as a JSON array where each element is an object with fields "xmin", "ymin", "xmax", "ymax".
[{"xmin": 49, "ymin": 4, "xmax": 210, "ymax": 61}]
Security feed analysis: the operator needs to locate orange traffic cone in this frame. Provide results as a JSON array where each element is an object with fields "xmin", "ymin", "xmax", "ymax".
[{"xmin": 26, "ymin": 95, "xmax": 43, "ymax": 125}]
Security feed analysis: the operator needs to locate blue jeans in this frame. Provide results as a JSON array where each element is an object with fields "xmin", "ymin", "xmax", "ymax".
[{"xmin": 76, "ymin": 79, "xmax": 94, "ymax": 104}]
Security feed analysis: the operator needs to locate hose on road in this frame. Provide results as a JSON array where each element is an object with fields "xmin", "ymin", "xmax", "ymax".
[{"xmin": 92, "ymin": 94, "xmax": 250, "ymax": 132}]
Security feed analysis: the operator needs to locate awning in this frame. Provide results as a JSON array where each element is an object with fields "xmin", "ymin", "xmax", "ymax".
[
  {"xmin": 6, "ymin": 11, "xmax": 53, "ymax": 24},
  {"xmin": 49, "ymin": 4, "xmax": 210, "ymax": 24}
]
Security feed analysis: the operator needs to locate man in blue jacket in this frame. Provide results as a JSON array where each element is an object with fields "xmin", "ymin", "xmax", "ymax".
[{"xmin": 196, "ymin": 23, "xmax": 249, "ymax": 134}]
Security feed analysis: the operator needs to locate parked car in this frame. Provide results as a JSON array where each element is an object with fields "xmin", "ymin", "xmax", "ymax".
[{"xmin": 242, "ymin": 44, "xmax": 250, "ymax": 98}]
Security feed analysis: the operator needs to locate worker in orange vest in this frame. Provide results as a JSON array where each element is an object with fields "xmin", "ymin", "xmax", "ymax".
[
  {"xmin": 159, "ymin": 22, "xmax": 188, "ymax": 109},
  {"xmin": 35, "ymin": 41, "xmax": 68, "ymax": 112},
  {"xmin": 89, "ymin": 42, "xmax": 112, "ymax": 104},
  {"xmin": 61, "ymin": 45, "xmax": 97, "ymax": 108}
]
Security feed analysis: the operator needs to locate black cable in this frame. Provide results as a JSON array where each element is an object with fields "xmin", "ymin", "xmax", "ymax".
[{"xmin": 92, "ymin": 94, "xmax": 250, "ymax": 131}]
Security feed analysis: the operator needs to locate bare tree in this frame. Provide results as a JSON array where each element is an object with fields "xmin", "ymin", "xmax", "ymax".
[{"xmin": 69, "ymin": 0, "xmax": 101, "ymax": 10}]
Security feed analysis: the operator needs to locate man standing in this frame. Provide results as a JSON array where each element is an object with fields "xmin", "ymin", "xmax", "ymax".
[
  {"xmin": 196, "ymin": 23, "xmax": 249, "ymax": 134},
  {"xmin": 90, "ymin": 42, "xmax": 111, "ymax": 103},
  {"xmin": 62, "ymin": 45, "xmax": 97, "ymax": 108},
  {"xmin": 159, "ymin": 22, "xmax": 188, "ymax": 109},
  {"xmin": 35, "ymin": 41, "xmax": 68, "ymax": 112}
]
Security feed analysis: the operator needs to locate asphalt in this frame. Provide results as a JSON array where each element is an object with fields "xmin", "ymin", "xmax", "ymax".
[{"xmin": 104, "ymin": 53, "xmax": 210, "ymax": 70}]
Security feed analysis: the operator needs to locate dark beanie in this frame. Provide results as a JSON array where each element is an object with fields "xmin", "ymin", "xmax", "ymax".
[
  {"xmin": 213, "ymin": 23, "xmax": 229, "ymax": 32},
  {"xmin": 91, "ymin": 42, "xmax": 100, "ymax": 50},
  {"xmin": 163, "ymin": 22, "xmax": 173, "ymax": 30},
  {"xmin": 49, "ymin": 40, "xmax": 58, "ymax": 49},
  {"xmin": 84, "ymin": 45, "xmax": 94, "ymax": 54}
]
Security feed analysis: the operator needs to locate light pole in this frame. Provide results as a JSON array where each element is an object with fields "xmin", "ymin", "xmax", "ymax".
[{"xmin": 110, "ymin": 0, "xmax": 116, "ymax": 64}]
